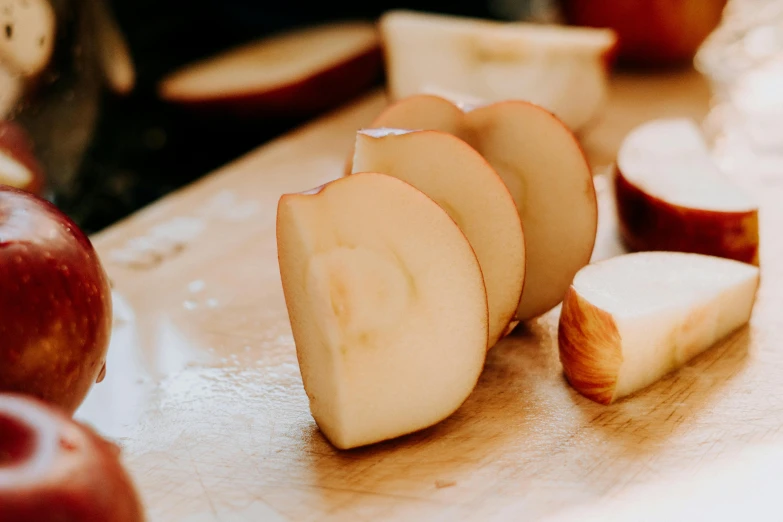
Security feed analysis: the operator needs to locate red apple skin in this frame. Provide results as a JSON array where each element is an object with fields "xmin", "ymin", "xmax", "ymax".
[
  {"xmin": 561, "ymin": 0, "xmax": 728, "ymax": 67},
  {"xmin": 614, "ymin": 168, "xmax": 760, "ymax": 265},
  {"xmin": 0, "ymin": 186, "xmax": 113, "ymax": 414},
  {"xmin": 0, "ymin": 394, "xmax": 144, "ymax": 522},
  {"xmin": 0, "ymin": 121, "xmax": 45, "ymax": 196},
  {"xmin": 161, "ymin": 46, "xmax": 383, "ymax": 119}
]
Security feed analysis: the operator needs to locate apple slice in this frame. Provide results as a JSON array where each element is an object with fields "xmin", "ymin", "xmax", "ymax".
[
  {"xmin": 277, "ymin": 172, "xmax": 488, "ymax": 449},
  {"xmin": 351, "ymin": 128, "xmax": 525, "ymax": 347},
  {"xmin": 0, "ymin": 0, "xmax": 56, "ymax": 78},
  {"xmin": 559, "ymin": 251, "xmax": 759, "ymax": 405},
  {"xmin": 615, "ymin": 118, "xmax": 759, "ymax": 265},
  {"xmin": 0, "ymin": 121, "xmax": 44, "ymax": 195},
  {"xmin": 368, "ymin": 94, "xmax": 598, "ymax": 321},
  {"xmin": 379, "ymin": 9, "xmax": 617, "ymax": 130},
  {"xmin": 158, "ymin": 21, "xmax": 382, "ymax": 117}
]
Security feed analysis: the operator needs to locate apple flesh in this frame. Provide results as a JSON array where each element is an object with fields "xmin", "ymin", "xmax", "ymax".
[
  {"xmin": 379, "ymin": 9, "xmax": 617, "ymax": 130},
  {"xmin": 0, "ymin": 186, "xmax": 112, "ymax": 414},
  {"xmin": 615, "ymin": 118, "xmax": 758, "ymax": 265},
  {"xmin": 559, "ymin": 251, "xmax": 759, "ymax": 404},
  {"xmin": 561, "ymin": 0, "xmax": 727, "ymax": 67},
  {"xmin": 367, "ymin": 94, "xmax": 598, "ymax": 321},
  {"xmin": 277, "ymin": 172, "xmax": 488, "ymax": 449},
  {"xmin": 351, "ymin": 128, "xmax": 525, "ymax": 347},
  {"xmin": 0, "ymin": 393, "xmax": 144, "ymax": 521},
  {"xmin": 0, "ymin": 120, "xmax": 44, "ymax": 195},
  {"xmin": 158, "ymin": 21, "xmax": 382, "ymax": 118},
  {"xmin": 90, "ymin": 0, "xmax": 135, "ymax": 95},
  {"xmin": 0, "ymin": 0, "xmax": 56, "ymax": 78}
]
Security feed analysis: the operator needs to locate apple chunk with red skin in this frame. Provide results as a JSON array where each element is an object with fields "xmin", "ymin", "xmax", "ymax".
[
  {"xmin": 0, "ymin": 121, "xmax": 45, "ymax": 195},
  {"xmin": 0, "ymin": 394, "xmax": 144, "ymax": 522},
  {"xmin": 559, "ymin": 252, "xmax": 759, "ymax": 405},
  {"xmin": 0, "ymin": 186, "xmax": 112, "ymax": 414},
  {"xmin": 615, "ymin": 118, "xmax": 759, "ymax": 265},
  {"xmin": 277, "ymin": 172, "xmax": 488, "ymax": 449},
  {"xmin": 351, "ymin": 128, "xmax": 525, "ymax": 347},
  {"xmin": 158, "ymin": 22, "xmax": 382, "ymax": 118},
  {"xmin": 365, "ymin": 94, "xmax": 598, "ymax": 321}
]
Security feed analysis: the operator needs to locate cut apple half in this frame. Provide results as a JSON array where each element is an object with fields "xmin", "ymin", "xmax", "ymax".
[
  {"xmin": 615, "ymin": 118, "xmax": 759, "ymax": 265},
  {"xmin": 367, "ymin": 94, "xmax": 598, "ymax": 321},
  {"xmin": 559, "ymin": 251, "xmax": 759, "ymax": 405},
  {"xmin": 379, "ymin": 9, "xmax": 617, "ymax": 130},
  {"xmin": 277, "ymin": 172, "xmax": 488, "ymax": 449},
  {"xmin": 159, "ymin": 21, "xmax": 382, "ymax": 117},
  {"xmin": 351, "ymin": 128, "xmax": 525, "ymax": 348}
]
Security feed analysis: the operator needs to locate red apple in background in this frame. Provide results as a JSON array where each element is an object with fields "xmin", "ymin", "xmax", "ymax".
[
  {"xmin": 0, "ymin": 186, "xmax": 112, "ymax": 414},
  {"xmin": 0, "ymin": 394, "xmax": 144, "ymax": 521},
  {"xmin": 158, "ymin": 21, "xmax": 383, "ymax": 118},
  {"xmin": 561, "ymin": 0, "xmax": 728, "ymax": 67},
  {"xmin": 0, "ymin": 121, "xmax": 45, "ymax": 195}
]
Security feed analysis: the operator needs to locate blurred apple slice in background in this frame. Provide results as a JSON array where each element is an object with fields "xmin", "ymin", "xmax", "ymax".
[
  {"xmin": 351, "ymin": 128, "xmax": 525, "ymax": 347},
  {"xmin": 277, "ymin": 173, "xmax": 488, "ymax": 449},
  {"xmin": 615, "ymin": 118, "xmax": 759, "ymax": 265},
  {"xmin": 559, "ymin": 251, "xmax": 759, "ymax": 405},
  {"xmin": 368, "ymin": 94, "xmax": 598, "ymax": 321},
  {"xmin": 379, "ymin": 10, "xmax": 617, "ymax": 131},
  {"xmin": 158, "ymin": 21, "xmax": 382, "ymax": 118},
  {"xmin": 0, "ymin": 0, "xmax": 56, "ymax": 78},
  {"xmin": 0, "ymin": 121, "xmax": 44, "ymax": 195}
]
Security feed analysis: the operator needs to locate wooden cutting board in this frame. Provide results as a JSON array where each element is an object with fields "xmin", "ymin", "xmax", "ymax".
[{"xmin": 75, "ymin": 67, "xmax": 783, "ymax": 521}]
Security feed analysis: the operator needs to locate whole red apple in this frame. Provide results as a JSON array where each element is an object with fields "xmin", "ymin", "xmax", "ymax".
[
  {"xmin": 561, "ymin": 0, "xmax": 728, "ymax": 67},
  {"xmin": 0, "ymin": 393, "xmax": 145, "ymax": 521},
  {"xmin": 0, "ymin": 186, "xmax": 112, "ymax": 414},
  {"xmin": 0, "ymin": 121, "xmax": 45, "ymax": 196}
]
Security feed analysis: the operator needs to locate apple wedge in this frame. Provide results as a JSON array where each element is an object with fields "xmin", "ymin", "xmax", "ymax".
[
  {"xmin": 379, "ymin": 10, "xmax": 617, "ymax": 130},
  {"xmin": 159, "ymin": 21, "xmax": 382, "ymax": 117},
  {"xmin": 559, "ymin": 251, "xmax": 759, "ymax": 405},
  {"xmin": 0, "ymin": 121, "xmax": 44, "ymax": 195},
  {"xmin": 351, "ymin": 128, "xmax": 525, "ymax": 347},
  {"xmin": 277, "ymin": 172, "xmax": 488, "ymax": 449},
  {"xmin": 368, "ymin": 94, "xmax": 598, "ymax": 321},
  {"xmin": 615, "ymin": 118, "xmax": 759, "ymax": 265}
]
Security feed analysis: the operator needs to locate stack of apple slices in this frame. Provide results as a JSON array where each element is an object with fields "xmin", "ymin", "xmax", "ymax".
[{"xmin": 278, "ymin": 96, "xmax": 601, "ymax": 449}]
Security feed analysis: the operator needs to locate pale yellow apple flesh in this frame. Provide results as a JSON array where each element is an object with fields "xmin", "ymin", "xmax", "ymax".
[
  {"xmin": 277, "ymin": 172, "xmax": 488, "ymax": 449},
  {"xmin": 0, "ymin": 150, "xmax": 32, "ymax": 189},
  {"xmin": 0, "ymin": 0, "xmax": 56, "ymax": 77},
  {"xmin": 559, "ymin": 251, "xmax": 759, "ymax": 404},
  {"xmin": 379, "ymin": 9, "xmax": 617, "ymax": 130},
  {"xmin": 159, "ymin": 22, "xmax": 379, "ymax": 104},
  {"xmin": 369, "ymin": 94, "xmax": 598, "ymax": 321},
  {"xmin": 351, "ymin": 128, "xmax": 525, "ymax": 348}
]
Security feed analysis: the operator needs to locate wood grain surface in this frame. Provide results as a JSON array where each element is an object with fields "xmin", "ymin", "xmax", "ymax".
[{"xmin": 72, "ymin": 66, "xmax": 783, "ymax": 521}]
